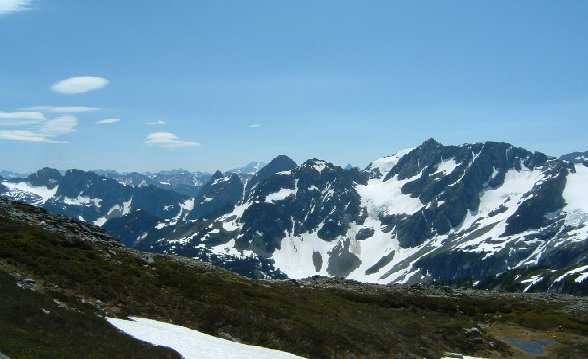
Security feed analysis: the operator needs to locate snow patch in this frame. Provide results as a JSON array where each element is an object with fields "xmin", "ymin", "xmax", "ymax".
[
  {"xmin": 455, "ymin": 168, "xmax": 545, "ymax": 255},
  {"xmin": 64, "ymin": 195, "xmax": 102, "ymax": 207},
  {"xmin": 266, "ymin": 188, "xmax": 296, "ymax": 203},
  {"xmin": 356, "ymin": 173, "xmax": 423, "ymax": 216},
  {"xmin": 211, "ymin": 176, "xmax": 230, "ymax": 186},
  {"xmin": 433, "ymin": 158, "xmax": 458, "ymax": 175},
  {"xmin": 272, "ymin": 231, "xmax": 339, "ymax": 278},
  {"xmin": 366, "ymin": 148, "xmax": 413, "ymax": 179},
  {"xmin": 308, "ymin": 160, "xmax": 327, "ymax": 173},
  {"xmin": 554, "ymin": 265, "xmax": 588, "ymax": 284},
  {"xmin": 563, "ymin": 164, "xmax": 588, "ymax": 226},
  {"xmin": 1, "ymin": 181, "xmax": 58, "ymax": 205},
  {"xmin": 107, "ymin": 317, "xmax": 303, "ymax": 359},
  {"xmin": 520, "ymin": 275, "xmax": 543, "ymax": 292},
  {"xmin": 210, "ymin": 239, "xmax": 255, "ymax": 258},
  {"xmin": 219, "ymin": 202, "xmax": 251, "ymax": 231}
]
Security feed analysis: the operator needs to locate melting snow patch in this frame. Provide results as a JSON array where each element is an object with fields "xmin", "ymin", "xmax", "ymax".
[
  {"xmin": 311, "ymin": 161, "xmax": 327, "ymax": 173},
  {"xmin": 210, "ymin": 239, "xmax": 255, "ymax": 258},
  {"xmin": 456, "ymin": 168, "xmax": 545, "ymax": 253},
  {"xmin": 520, "ymin": 275, "xmax": 543, "ymax": 292},
  {"xmin": 266, "ymin": 188, "xmax": 297, "ymax": 203},
  {"xmin": 575, "ymin": 272, "xmax": 588, "ymax": 283},
  {"xmin": 356, "ymin": 174, "xmax": 423, "ymax": 216},
  {"xmin": 433, "ymin": 158, "xmax": 458, "ymax": 175},
  {"xmin": 219, "ymin": 203, "xmax": 250, "ymax": 231},
  {"xmin": 63, "ymin": 195, "xmax": 102, "ymax": 207},
  {"xmin": 563, "ymin": 164, "xmax": 588, "ymax": 225},
  {"xmin": 211, "ymin": 176, "xmax": 230, "ymax": 186},
  {"xmin": 1, "ymin": 181, "xmax": 58, "ymax": 205},
  {"xmin": 122, "ymin": 198, "xmax": 133, "ymax": 215},
  {"xmin": 272, "ymin": 232, "xmax": 339, "ymax": 278},
  {"xmin": 554, "ymin": 265, "xmax": 588, "ymax": 284},
  {"xmin": 107, "ymin": 317, "xmax": 304, "ymax": 359},
  {"xmin": 366, "ymin": 148, "xmax": 413, "ymax": 179},
  {"xmin": 155, "ymin": 222, "xmax": 166, "ymax": 230},
  {"xmin": 94, "ymin": 217, "xmax": 107, "ymax": 226}
]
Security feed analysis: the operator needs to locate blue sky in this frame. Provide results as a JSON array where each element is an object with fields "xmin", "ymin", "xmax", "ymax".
[{"xmin": 1, "ymin": 0, "xmax": 587, "ymax": 173}]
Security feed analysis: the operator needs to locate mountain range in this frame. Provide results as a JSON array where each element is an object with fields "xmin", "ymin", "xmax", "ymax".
[{"xmin": 2, "ymin": 139, "xmax": 587, "ymax": 293}]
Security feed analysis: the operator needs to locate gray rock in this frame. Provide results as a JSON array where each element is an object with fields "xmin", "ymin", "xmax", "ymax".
[
  {"xmin": 443, "ymin": 353, "xmax": 463, "ymax": 359},
  {"xmin": 142, "ymin": 255, "xmax": 155, "ymax": 265},
  {"xmin": 465, "ymin": 327, "xmax": 482, "ymax": 336}
]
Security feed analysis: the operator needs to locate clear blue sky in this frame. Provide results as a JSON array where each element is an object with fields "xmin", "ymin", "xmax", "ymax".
[{"xmin": 1, "ymin": 0, "xmax": 587, "ymax": 173}]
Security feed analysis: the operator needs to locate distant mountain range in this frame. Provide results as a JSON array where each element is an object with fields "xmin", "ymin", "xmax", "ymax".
[{"xmin": 2, "ymin": 140, "xmax": 587, "ymax": 292}]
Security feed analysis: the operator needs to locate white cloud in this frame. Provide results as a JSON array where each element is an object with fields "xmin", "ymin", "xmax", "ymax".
[
  {"xmin": 248, "ymin": 123, "xmax": 261, "ymax": 128},
  {"xmin": 40, "ymin": 115, "xmax": 78, "ymax": 136},
  {"xmin": 22, "ymin": 106, "xmax": 99, "ymax": 113},
  {"xmin": 96, "ymin": 118, "xmax": 122, "ymax": 125},
  {"xmin": 0, "ymin": 130, "xmax": 56, "ymax": 143},
  {"xmin": 51, "ymin": 76, "xmax": 109, "ymax": 95},
  {"xmin": 147, "ymin": 120, "xmax": 167, "ymax": 125},
  {"xmin": 0, "ymin": 112, "xmax": 78, "ymax": 143},
  {"xmin": 0, "ymin": 0, "xmax": 33, "ymax": 15},
  {"xmin": 145, "ymin": 132, "xmax": 200, "ymax": 148},
  {"xmin": 0, "ymin": 111, "xmax": 46, "ymax": 126}
]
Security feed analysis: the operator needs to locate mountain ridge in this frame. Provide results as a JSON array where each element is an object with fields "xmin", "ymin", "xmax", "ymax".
[{"xmin": 2, "ymin": 139, "xmax": 587, "ymax": 291}]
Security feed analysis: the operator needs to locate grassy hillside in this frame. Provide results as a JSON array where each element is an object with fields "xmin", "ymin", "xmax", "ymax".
[{"xmin": 0, "ymin": 199, "xmax": 587, "ymax": 358}]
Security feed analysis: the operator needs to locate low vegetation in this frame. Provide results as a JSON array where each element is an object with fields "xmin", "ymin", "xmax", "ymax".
[{"xmin": 0, "ymin": 200, "xmax": 586, "ymax": 358}]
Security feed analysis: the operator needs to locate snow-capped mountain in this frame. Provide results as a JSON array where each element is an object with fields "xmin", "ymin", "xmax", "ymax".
[
  {"xmin": 0, "ymin": 170, "xmax": 28, "ymax": 179},
  {"xmin": 0, "ymin": 165, "xmax": 284, "ymax": 279},
  {"xmin": 94, "ymin": 169, "xmax": 212, "ymax": 197},
  {"xmin": 130, "ymin": 139, "xmax": 588, "ymax": 285},
  {"xmin": 2, "ymin": 139, "xmax": 587, "ymax": 287},
  {"xmin": 0, "ymin": 167, "xmax": 191, "ymax": 227},
  {"xmin": 228, "ymin": 161, "xmax": 267, "ymax": 178}
]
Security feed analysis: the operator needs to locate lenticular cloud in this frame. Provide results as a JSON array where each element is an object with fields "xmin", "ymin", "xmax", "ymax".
[
  {"xmin": 51, "ymin": 77, "xmax": 109, "ymax": 95},
  {"xmin": 145, "ymin": 132, "xmax": 200, "ymax": 148}
]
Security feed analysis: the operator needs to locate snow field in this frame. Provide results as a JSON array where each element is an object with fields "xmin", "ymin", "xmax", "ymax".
[{"xmin": 107, "ymin": 317, "xmax": 304, "ymax": 359}]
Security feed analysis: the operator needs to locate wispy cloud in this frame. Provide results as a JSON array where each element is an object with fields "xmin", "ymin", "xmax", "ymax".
[
  {"xmin": 147, "ymin": 120, "xmax": 166, "ymax": 125},
  {"xmin": 22, "ymin": 106, "xmax": 99, "ymax": 113},
  {"xmin": 96, "ymin": 118, "xmax": 121, "ymax": 125},
  {"xmin": 0, "ymin": 0, "xmax": 33, "ymax": 15},
  {"xmin": 41, "ymin": 115, "xmax": 77, "ymax": 136},
  {"xmin": 248, "ymin": 123, "xmax": 261, "ymax": 128},
  {"xmin": 0, "ymin": 110, "xmax": 77, "ymax": 143},
  {"xmin": 0, "ymin": 130, "xmax": 56, "ymax": 143},
  {"xmin": 51, "ymin": 76, "xmax": 109, "ymax": 95},
  {"xmin": 0, "ymin": 111, "xmax": 46, "ymax": 126},
  {"xmin": 145, "ymin": 132, "xmax": 200, "ymax": 148}
]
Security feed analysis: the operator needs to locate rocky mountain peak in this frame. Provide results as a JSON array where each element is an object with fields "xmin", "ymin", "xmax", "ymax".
[
  {"xmin": 245, "ymin": 155, "xmax": 297, "ymax": 192},
  {"xmin": 210, "ymin": 170, "xmax": 224, "ymax": 181},
  {"xmin": 27, "ymin": 167, "xmax": 62, "ymax": 188},
  {"xmin": 561, "ymin": 151, "xmax": 588, "ymax": 166}
]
